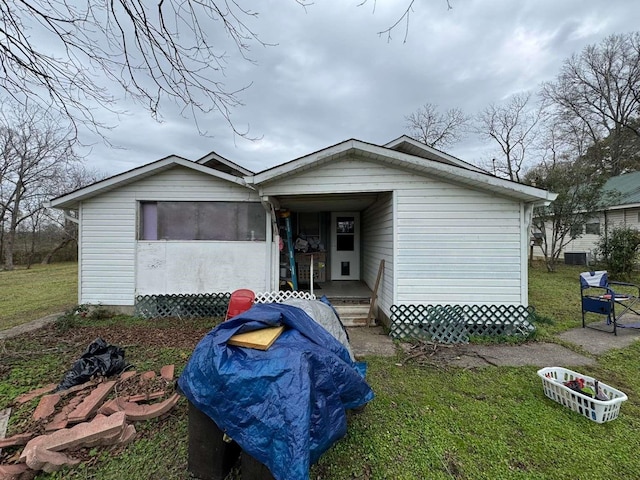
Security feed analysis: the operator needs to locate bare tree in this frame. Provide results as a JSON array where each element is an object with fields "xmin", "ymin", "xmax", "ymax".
[
  {"xmin": 476, "ymin": 92, "xmax": 542, "ymax": 182},
  {"xmin": 0, "ymin": 1, "xmax": 277, "ymax": 139},
  {"xmin": 541, "ymin": 32, "xmax": 640, "ymax": 176},
  {"xmin": 0, "ymin": 100, "xmax": 80, "ymax": 270},
  {"xmin": 2, "ymin": 1, "xmax": 448, "ymax": 141},
  {"xmin": 40, "ymin": 165, "xmax": 106, "ymax": 265},
  {"xmin": 527, "ymin": 161, "xmax": 611, "ymax": 273},
  {"xmin": 405, "ymin": 103, "xmax": 469, "ymax": 149},
  {"xmin": 525, "ymin": 115, "xmax": 606, "ymax": 272}
]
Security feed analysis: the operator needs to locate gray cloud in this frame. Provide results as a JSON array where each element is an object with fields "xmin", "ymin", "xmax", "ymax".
[{"xmin": 78, "ymin": 0, "xmax": 640, "ymax": 176}]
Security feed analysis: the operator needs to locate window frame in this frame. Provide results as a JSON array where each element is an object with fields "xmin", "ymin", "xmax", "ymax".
[
  {"xmin": 139, "ymin": 201, "xmax": 266, "ymax": 241},
  {"xmin": 585, "ymin": 222, "xmax": 600, "ymax": 235}
]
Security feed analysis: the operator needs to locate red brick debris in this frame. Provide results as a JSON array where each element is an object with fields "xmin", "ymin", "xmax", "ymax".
[
  {"xmin": 13, "ymin": 384, "xmax": 57, "ymax": 405},
  {"xmin": 32, "ymin": 394, "xmax": 61, "ymax": 421},
  {"xmin": 0, "ymin": 365, "xmax": 179, "ymax": 477}
]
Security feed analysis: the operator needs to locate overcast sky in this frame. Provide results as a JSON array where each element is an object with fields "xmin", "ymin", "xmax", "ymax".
[{"xmin": 79, "ymin": 0, "xmax": 640, "ymax": 177}]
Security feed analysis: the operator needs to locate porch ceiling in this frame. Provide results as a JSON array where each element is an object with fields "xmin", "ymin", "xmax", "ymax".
[{"xmin": 275, "ymin": 193, "xmax": 380, "ymax": 212}]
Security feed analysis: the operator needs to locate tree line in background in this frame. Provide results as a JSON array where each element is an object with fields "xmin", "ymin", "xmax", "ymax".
[
  {"xmin": 406, "ymin": 32, "xmax": 640, "ymax": 272},
  {"xmin": 0, "ymin": 101, "xmax": 103, "ymax": 270}
]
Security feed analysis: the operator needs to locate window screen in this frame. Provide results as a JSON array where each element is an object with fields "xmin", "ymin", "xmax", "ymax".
[{"xmin": 140, "ymin": 201, "xmax": 266, "ymax": 241}]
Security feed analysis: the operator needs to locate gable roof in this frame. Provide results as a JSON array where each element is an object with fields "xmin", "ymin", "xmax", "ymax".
[
  {"xmin": 49, "ymin": 156, "xmax": 249, "ymax": 209},
  {"xmin": 250, "ymin": 138, "xmax": 556, "ymax": 204},
  {"xmin": 603, "ymin": 171, "xmax": 640, "ymax": 207},
  {"xmin": 383, "ymin": 135, "xmax": 488, "ymax": 174},
  {"xmin": 196, "ymin": 151, "xmax": 254, "ymax": 176}
]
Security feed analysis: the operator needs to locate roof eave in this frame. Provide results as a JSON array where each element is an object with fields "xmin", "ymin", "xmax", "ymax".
[{"xmin": 49, "ymin": 157, "xmax": 249, "ymax": 209}]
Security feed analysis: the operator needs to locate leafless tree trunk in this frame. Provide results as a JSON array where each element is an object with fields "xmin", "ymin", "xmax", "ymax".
[
  {"xmin": 0, "ymin": 100, "xmax": 80, "ymax": 270},
  {"xmin": 405, "ymin": 103, "xmax": 469, "ymax": 149},
  {"xmin": 476, "ymin": 92, "xmax": 542, "ymax": 182},
  {"xmin": 41, "ymin": 211, "xmax": 79, "ymax": 265},
  {"xmin": 40, "ymin": 167, "xmax": 103, "ymax": 264}
]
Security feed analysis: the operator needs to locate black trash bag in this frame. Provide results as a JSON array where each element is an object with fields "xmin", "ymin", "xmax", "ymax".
[{"xmin": 55, "ymin": 337, "xmax": 129, "ymax": 392}]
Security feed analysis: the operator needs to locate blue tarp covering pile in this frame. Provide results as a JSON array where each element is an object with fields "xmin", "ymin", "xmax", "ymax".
[{"xmin": 177, "ymin": 302, "xmax": 374, "ymax": 480}]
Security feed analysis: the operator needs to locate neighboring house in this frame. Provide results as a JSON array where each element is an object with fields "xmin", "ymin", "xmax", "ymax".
[
  {"xmin": 535, "ymin": 171, "xmax": 640, "ymax": 264},
  {"xmin": 49, "ymin": 136, "xmax": 556, "ymax": 326}
]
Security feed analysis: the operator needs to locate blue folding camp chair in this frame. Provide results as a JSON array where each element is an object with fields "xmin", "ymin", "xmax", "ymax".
[{"xmin": 580, "ymin": 271, "xmax": 640, "ymax": 335}]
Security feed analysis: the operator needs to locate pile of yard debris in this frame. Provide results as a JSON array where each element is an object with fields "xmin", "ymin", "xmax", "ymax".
[{"xmin": 0, "ymin": 364, "xmax": 179, "ymax": 479}]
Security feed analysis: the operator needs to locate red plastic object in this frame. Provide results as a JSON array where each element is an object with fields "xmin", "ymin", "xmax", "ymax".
[{"xmin": 225, "ymin": 289, "xmax": 256, "ymax": 321}]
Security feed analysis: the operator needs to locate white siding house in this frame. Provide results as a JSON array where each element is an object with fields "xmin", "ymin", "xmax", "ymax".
[
  {"xmin": 534, "ymin": 171, "xmax": 640, "ymax": 264},
  {"xmin": 50, "ymin": 137, "xmax": 556, "ymax": 324}
]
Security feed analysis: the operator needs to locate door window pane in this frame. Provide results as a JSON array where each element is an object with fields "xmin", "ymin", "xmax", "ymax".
[
  {"xmin": 336, "ymin": 235, "xmax": 354, "ymax": 251},
  {"xmin": 336, "ymin": 217, "xmax": 354, "ymax": 233}
]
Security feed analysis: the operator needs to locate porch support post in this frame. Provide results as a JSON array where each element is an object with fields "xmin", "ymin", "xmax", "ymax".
[
  {"xmin": 261, "ymin": 196, "xmax": 280, "ymax": 291},
  {"xmin": 521, "ymin": 202, "xmax": 534, "ymax": 306}
]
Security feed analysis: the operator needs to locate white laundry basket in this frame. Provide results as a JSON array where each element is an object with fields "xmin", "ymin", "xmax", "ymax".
[{"xmin": 537, "ymin": 367, "xmax": 627, "ymax": 423}]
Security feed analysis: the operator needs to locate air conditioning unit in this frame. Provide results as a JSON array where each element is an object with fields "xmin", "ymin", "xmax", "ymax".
[{"xmin": 564, "ymin": 252, "xmax": 588, "ymax": 265}]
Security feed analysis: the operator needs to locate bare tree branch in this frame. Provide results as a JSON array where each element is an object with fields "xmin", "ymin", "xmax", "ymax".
[
  {"xmin": 475, "ymin": 92, "xmax": 542, "ymax": 182},
  {"xmin": 405, "ymin": 102, "xmax": 469, "ymax": 149},
  {"xmin": 0, "ymin": 1, "xmax": 272, "ymax": 141},
  {"xmin": 359, "ymin": 0, "xmax": 452, "ymax": 43},
  {"xmin": 541, "ymin": 32, "xmax": 640, "ymax": 176}
]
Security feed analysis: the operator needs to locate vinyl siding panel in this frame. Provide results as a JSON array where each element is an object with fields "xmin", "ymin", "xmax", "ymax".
[
  {"xmin": 362, "ymin": 192, "xmax": 393, "ymax": 319},
  {"xmin": 79, "ymin": 166, "xmax": 260, "ymax": 305},
  {"xmin": 396, "ymin": 185, "xmax": 522, "ymax": 305},
  {"xmin": 607, "ymin": 207, "xmax": 640, "ymax": 228}
]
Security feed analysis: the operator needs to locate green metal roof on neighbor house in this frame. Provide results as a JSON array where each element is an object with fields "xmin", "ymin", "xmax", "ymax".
[{"xmin": 603, "ymin": 171, "xmax": 640, "ymax": 207}]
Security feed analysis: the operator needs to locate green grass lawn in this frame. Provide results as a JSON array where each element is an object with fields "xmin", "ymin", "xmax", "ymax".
[
  {"xmin": 0, "ymin": 262, "xmax": 78, "ymax": 331},
  {"xmin": 529, "ymin": 261, "xmax": 640, "ymax": 336},
  {"xmin": 2, "ymin": 261, "xmax": 640, "ymax": 479}
]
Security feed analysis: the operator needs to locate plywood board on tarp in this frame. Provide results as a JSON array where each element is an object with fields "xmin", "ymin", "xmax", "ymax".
[{"xmin": 228, "ymin": 326, "xmax": 285, "ymax": 350}]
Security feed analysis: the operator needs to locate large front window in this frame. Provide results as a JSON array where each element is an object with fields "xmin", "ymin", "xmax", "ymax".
[{"xmin": 139, "ymin": 201, "xmax": 266, "ymax": 241}]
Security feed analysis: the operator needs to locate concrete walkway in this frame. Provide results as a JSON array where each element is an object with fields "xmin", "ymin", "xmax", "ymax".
[
  {"xmin": 0, "ymin": 313, "xmax": 61, "ymax": 340},
  {"xmin": 348, "ymin": 319, "xmax": 640, "ymax": 368},
  {"xmin": 557, "ymin": 319, "xmax": 640, "ymax": 355}
]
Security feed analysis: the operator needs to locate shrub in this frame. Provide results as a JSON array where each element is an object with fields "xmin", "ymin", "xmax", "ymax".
[
  {"xmin": 54, "ymin": 304, "xmax": 115, "ymax": 331},
  {"xmin": 595, "ymin": 225, "xmax": 640, "ymax": 279}
]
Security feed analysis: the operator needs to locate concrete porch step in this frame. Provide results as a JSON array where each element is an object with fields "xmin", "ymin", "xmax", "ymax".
[
  {"xmin": 334, "ymin": 304, "xmax": 372, "ymax": 327},
  {"xmin": 327, "ymin": 297, "xmax": 371, "ymax": 306}
]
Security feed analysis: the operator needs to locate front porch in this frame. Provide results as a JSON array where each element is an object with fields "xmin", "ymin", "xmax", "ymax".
[{"xmin": 270, "ymin": 191, "xmax": 393, "ymax": 327}]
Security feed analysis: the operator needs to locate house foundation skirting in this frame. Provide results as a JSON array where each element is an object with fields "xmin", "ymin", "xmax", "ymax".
[
  {"xmin": 390, "ymin": 304, "xmax": 536, "ymax": 344},
  {"xmin": 134, "ymin": 291, "xmax": 316, "ymax": 319}
]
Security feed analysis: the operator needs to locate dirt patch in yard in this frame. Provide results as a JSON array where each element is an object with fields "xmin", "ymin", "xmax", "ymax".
[
  {"xmin": 3, "ymin": 321, "xmax": 213, "ymax": 353},
  {"xmin": 399, "ymin": 340, "xmax": 597, "ymax": 369}
]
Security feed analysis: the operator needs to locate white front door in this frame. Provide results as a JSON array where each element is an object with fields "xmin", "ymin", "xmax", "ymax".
[{"xmin": 330, "ymin": 212, "xmax": 360, "ymax": 280}]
